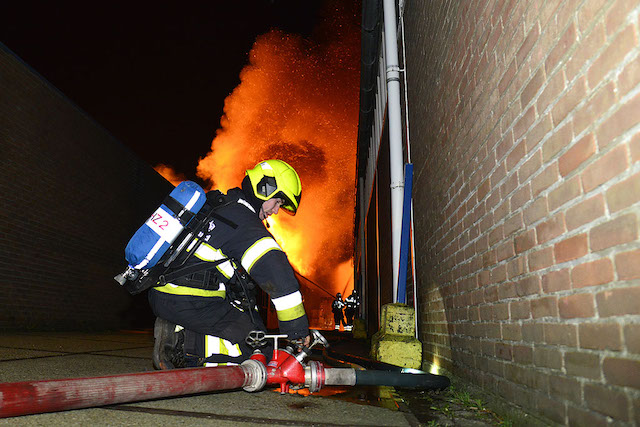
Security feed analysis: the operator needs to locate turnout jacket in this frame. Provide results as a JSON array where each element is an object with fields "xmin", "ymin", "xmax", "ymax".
[
  {"xmin": 345, "ymin": 294, "xmax": 358, "ymax": 310},
  {"xmin": 153, "ymin": 187, "xmax": 309, "ymax": 339},
  {"xmin": 332, "ymin": 298, "xmax": 345, "ymax": 312}
]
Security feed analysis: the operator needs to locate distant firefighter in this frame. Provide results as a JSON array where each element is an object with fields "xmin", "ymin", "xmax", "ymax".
[
  {"xmin": 344, "ymin": 290, "xmax": 359, "ymax": 331},
  {"xmin": 331, "ymin": 293, "xmax": 346, "ymax": 330}
]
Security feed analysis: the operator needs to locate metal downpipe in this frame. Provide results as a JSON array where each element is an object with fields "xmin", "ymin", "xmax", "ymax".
[{"xmin": 383, "ymin": 0, "xmax": 405, "ymax": 302}]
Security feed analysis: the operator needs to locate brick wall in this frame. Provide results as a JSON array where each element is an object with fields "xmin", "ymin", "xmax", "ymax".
[
  {"xmin": 0, "ymin": 44, "xmax": 173, "ymax": 331},
  {"xmin": 404, "ymin": 0, "xmax": 639, "ymax": 424}
]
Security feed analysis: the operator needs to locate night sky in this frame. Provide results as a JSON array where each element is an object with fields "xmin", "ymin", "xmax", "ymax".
[{"xmin": 0, "ymin": 1, "xmax": 324, "ymax": 181}]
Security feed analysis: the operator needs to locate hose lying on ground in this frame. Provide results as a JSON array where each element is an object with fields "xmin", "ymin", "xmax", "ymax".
[
  {"xmin": 323, "ymin": 347, "xmax": 403, "ymax": 371},
  {"xmin": 321, "ymin": 347, "xmax": 450, "ymax": 390},
  {"xmin": 354, "ymin": 369, "xmax": 450, "ymax": 389}
]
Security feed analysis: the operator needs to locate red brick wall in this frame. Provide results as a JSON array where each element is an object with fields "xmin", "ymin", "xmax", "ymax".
[
  {"xmin": 404, "ymin": 0, "xmax": 639, "ymax": 424},
  {"xmin": 0, "ymin": 44, "xmax": 173, "ymax": 331}
]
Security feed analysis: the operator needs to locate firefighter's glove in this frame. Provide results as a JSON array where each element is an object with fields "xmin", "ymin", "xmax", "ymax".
[{"xmin": 290, "ymin": 334, "xmax": 311, "ymax": 353}]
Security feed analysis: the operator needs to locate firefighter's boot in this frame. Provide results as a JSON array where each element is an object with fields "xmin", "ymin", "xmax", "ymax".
[{"xmin": 153, "ymin": 317, "xmax": 185, "ymax": 370}]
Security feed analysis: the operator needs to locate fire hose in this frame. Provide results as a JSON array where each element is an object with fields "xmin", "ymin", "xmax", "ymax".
[
  {"xmin": 0, "ymin": 363, "xmax": 264, "ymax": 418},
  {"xmin": 0, "ymin": 330, "xmax": 449, "ymax": 418},
  {"xmin": 320, "ymin": 343, "xmax": 451, "ymax": 390}
]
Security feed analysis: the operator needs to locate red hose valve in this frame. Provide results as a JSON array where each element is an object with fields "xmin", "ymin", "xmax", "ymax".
[
  {"xmin": 251, "ymin": 330, "xmax": 330, "ymax": 394},
  {"xmin": 265, "ymin": 348, "xmax": 306, "ymax": 394}
]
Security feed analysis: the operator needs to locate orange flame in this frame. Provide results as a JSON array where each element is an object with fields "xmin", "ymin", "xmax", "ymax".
[
  {"xmin": 154, "ymin": 163, "xmax": 186, "ymax": 187},
  {"xmin": 197, "ymin": 3, "xmax": 360, "ymax": 302}
]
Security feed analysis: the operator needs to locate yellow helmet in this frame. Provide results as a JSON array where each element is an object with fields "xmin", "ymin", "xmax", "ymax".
[{"xmin": 245, "ymin": 160, "xmax": 302, "ymax": 215}]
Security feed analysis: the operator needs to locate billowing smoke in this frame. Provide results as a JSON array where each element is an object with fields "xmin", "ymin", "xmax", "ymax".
[{"xmin": 197, "ymin": 2, "xmax": 360, "ymax": 298}]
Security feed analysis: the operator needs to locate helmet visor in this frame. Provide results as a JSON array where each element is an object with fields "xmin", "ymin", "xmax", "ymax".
[{"xmin": 256, "ymin": 176, "xmax": 278, "ymax": 198}]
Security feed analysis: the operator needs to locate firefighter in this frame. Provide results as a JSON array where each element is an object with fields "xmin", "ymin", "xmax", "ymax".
[
  {"xmin": 344, "ymin": 290, "xmax": 358, "ymax": 331},
  {"xmin": 332, "ymin": 292, "xmax": 346, "ymax": 330},
  {"xmin": 149, "ymin": 159, "xmax": 310, "ymax": 369}
]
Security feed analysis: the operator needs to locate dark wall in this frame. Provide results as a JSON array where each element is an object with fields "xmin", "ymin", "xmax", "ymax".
[
  {"xmin": 0, "ymin": 44, "xmax": 173, "ymax": 331},
  {"xmin": 377, "ymin": 132, "xmax": 393, "ymax": 308},
  {"xmin": 363, "ymin": 133, "xmax": 394, "ymax": 335},
  {"xmin": 365, "ymin": 176, "xmax": 379, "ymax": 333}
]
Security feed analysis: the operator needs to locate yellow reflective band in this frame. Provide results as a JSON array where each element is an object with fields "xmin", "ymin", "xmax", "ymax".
[
  {"xmin": 194, "ymin": 243, "xmax": 234, "ymax": 279},
  {"xmin": 241, "ymin": 237, "xmax": 282, "ymax": 273},
  {"xmin": 153, "ymin": 283, "xmax": 226, "ymax": 298},
  {"xmin": 205, "ymin": 336, "xmax": 241, "ymax": 358},
  {"xmin": 276, "ymin": 303, "xmax": 306, "ymax": 322},
  {"xmin": 272, "ymin": 291, "xmax": 303, "ymax": 310}
]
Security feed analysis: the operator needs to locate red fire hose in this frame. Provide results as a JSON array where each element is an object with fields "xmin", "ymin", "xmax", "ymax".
[
  {"xmin": 0, "ymin": 360, "xmax": 266, "ymax": 418},
  {"xmin": 0, "ymin": 331, "xmax": 449, "ymax": 418}
]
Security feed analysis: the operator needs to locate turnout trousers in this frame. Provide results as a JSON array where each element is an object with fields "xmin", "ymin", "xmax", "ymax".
[{"xmin": 148, "ymin": 289, "xmax": 267, "ymax": 365}]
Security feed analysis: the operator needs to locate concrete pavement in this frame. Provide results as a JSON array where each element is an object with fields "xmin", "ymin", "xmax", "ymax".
[{"xmin": 0, "ymin": 331, "xmax": 416, "ymax": 426}]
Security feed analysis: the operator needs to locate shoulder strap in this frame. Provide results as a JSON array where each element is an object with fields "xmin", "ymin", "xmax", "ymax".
[
  {"xmin": 208, "ymin": 211, "xmax": 238, "ymax": 229},
  {"xmin": 160, "ymin": 258, "xmax": 230, "ymax": 284},
  {"xmin": 202, "ymin": 190, "xmax": 238, "ymax": 229},
  {"xmin": 148, "ymin": 191, "xmax": 242, "ymax": 284}
]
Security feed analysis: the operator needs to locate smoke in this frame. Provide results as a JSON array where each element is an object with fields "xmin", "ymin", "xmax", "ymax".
[{"xmin": 197, "ymin": 1, "xmax": 360, "ymax": 294}]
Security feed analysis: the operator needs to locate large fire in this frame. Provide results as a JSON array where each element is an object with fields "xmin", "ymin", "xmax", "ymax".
[{"xmin": 158, "ymin": 3, "xmax": 360, "ymax": 328}]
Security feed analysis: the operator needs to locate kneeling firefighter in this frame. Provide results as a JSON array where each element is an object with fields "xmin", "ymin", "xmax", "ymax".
[{"xmin": 148, "ymin": 159, "xmax": 310, "ymax": 369}]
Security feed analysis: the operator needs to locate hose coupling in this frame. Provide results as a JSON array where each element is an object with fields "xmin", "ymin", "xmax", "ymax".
[{"xmin": 241, "ymin": 359, "xmax": 267, "ymax": 392}]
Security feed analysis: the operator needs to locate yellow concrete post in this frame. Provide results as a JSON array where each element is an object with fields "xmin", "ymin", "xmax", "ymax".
[
  {"xmin": 371, "ymin": 303, "xmax": 422, "ymax": 369},
  {"xmin": 351, "ymin": 317, "xmax": 367, "ymax": 339}
]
